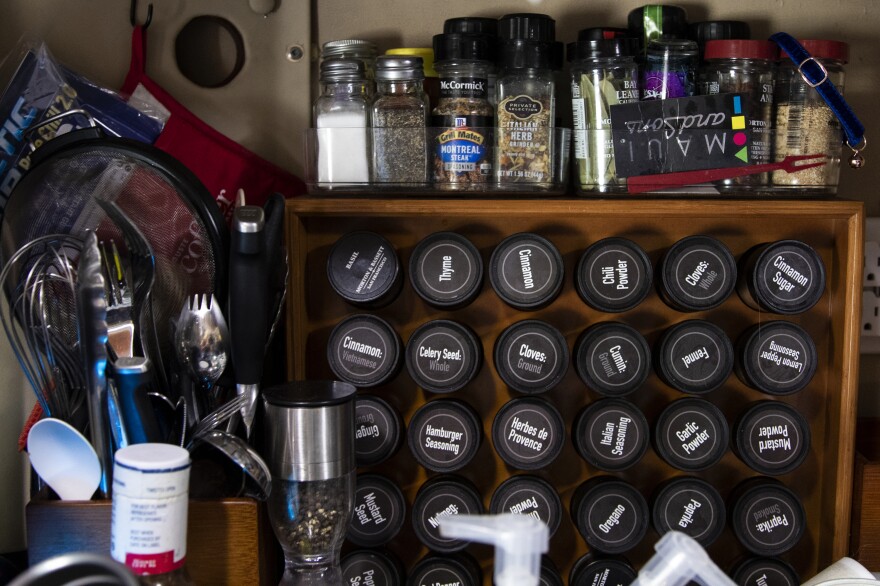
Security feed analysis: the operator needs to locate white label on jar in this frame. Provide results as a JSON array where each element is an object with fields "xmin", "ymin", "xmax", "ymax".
[{"xmin": 111, "ymin": 492, "xmax": 188, "ymax": 574}]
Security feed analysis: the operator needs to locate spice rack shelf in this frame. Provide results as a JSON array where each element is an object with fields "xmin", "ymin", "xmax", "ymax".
[{"xmin": 284, "ymin": 197, "xmax": 863, "ymax": 583}]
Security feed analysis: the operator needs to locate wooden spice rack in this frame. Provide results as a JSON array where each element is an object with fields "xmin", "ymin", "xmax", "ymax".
[{"xmin": 284, "ymin": 197, "xmax": 863, "ymax": 582}]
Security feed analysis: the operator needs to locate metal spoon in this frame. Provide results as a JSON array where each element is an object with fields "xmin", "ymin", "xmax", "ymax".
[{"xmin": 174, "ymin": 293, "xmax": 229, "ymax": 425}]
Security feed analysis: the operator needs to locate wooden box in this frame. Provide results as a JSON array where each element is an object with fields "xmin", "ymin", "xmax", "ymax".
[
  {"xmin": 285, "ymin": 198, "xmax": 863, "ymax": 582},
  {"xmin": 26, "ymin": 498, "xmax": 278, "ymax": 585}
]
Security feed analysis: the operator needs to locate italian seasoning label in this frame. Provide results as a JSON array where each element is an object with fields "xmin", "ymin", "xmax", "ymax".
[
  {"xmin": 591, "ymin": 411, "xmax": 638, "ymax": 462},
  {"xmin": 496, "ymin": 94, "xmax": 553, "ymax": 183}
]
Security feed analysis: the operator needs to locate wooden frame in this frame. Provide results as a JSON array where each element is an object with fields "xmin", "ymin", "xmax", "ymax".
[{"xmin": 285, "ymin": 197, "xmax": 863, "ymax": 581}]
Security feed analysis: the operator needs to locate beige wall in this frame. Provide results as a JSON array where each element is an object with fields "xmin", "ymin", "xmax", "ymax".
[{"xmin": 0, "ymin": 0, "xmax": 877, "ymax": 553}]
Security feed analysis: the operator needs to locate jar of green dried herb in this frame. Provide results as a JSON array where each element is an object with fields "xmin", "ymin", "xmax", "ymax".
[
  {"xmin": 569, "ymin": 36, "xmax": 640, "ymax": 193},
  {"xmin": 431, "ymin": 32, "xmax": 495, "ymax": 190},
  {"xmin": 371, "ymin": 55, "xmax": 430, "ymax": 186}
]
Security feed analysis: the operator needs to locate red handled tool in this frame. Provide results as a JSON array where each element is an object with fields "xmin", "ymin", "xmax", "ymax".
[{"xmin": 626, "ymin": 154, "xmax": 827, "ymax": 194}]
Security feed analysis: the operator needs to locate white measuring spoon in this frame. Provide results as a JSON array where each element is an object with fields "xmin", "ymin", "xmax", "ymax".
[{"xmin": 27, "ymin": 418, "xmax": 101, "ymax": 500}]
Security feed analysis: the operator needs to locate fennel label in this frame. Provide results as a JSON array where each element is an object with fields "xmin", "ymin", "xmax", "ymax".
[{"xmin": 572, "ymin": 69, "xmax": 639, "ymax": 192}]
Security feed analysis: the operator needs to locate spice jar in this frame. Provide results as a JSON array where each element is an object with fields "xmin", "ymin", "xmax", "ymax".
[
  {"xmin": 431, "ymin": 32, "xmax": 495, "ymax": 190},
  {"xmin": 495, "ymin": 13, "xmax": 564, "ymax": 187},
  {"xmin": 313, "ymin": 58, "xmax": 370, "ymax": 185},
  {"xmin": 698, "ymin": 40, "xmax": 776, "ymax": 189},
  {"xmin": 569, "ymin": 36, "xmax": 640, "ymax": 193},
  {"xmin": 627, "ymin": 4, "xmax": 688, "ymax": 54},
  {"xmin": 321, "ymin": 39, "xmax": 378, "ymax": 94},
  {"xmin": 772, "ymin": 40, "xmax": 848, "ymax": 192},
  {"xmin": 386, "ymin": 47, "xmax": 440, "ymax": 111},
  {"xmin": 371, "ymin": 55, "xmax": 429, "ymax": 186},
  {"xmin": 642, "ymin": 38, "xmax": 699, "ymax": 100}
]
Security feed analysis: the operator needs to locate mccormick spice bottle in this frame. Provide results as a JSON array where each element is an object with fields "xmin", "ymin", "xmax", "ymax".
[
  {"xmin": 371, "ymin": 55, "xmax": 429, "ymax": 185},
  {"xmin": 773, "ymin": 40, "xmax": 848, "ymax": 192},
  {"xmin": 698, "ymin": 40, "xmax": 776, "ymax": 189},
  {"xmin": 495, "ymin": 13, "xmax": 563, "ymax": 187},
  {"xmin": 569, "ymin": 36, "xmax": 640, "ymax": 193},
  {"xmin": 431, "ymin": 32, "xmax": 495, "ymax": 190}
]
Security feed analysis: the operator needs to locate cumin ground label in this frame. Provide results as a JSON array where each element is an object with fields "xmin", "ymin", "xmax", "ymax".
[{"xmin": 610, "ymin": 93, "xmax": 753, "ymax": 177}]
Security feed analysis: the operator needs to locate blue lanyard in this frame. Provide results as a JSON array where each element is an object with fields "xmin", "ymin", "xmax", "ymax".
[{"xmin": 771, "ymin": 32, "xmax": 866, "ymax": 167}]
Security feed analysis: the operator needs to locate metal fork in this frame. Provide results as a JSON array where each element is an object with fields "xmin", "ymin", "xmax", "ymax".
[{"xmin": 96, "ymin": 199, "xmax": 168, "ymax": 391}]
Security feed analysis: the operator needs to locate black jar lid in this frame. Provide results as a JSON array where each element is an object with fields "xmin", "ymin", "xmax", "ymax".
[
  {"xmin": 443, "ymin": 16, "xmax": 498, "ymax": 36},
  {"xmin": 574, "ymin": 322, "xmax": 651, "ymax": 397},
  {"xmin": 539, "ymin": 557, "xmax": 564, "ymax": 586},
  {"xmin": 405, "ymin": 320, "xmax": 482, "ymax": 394},
  {"xmin": 659, "ymin": 235, "xmax": 737, "ymax": 312},
  {"xmin": 433, "ymin": 32, "xmax": 496, "ymax": 64},
  {"xmin": 326, "ymin": 231, "xmax": 402, "ymax": 309},
  {"xmin": 492, "ymin": 397, "xmax": 565, "ymax": 470},
  {"xmin": 407, "ymin": 552, "xmax": 482, "ymax": 586},
  {"xmin": 347, "ymin": 474, "xmax": 407, "ymax": 547},
  {"xmin": 342, "ymin": 549, "xmax": 407, "ymax": 586},
  {"xmin": 411, "ymin": 475, "xmax": 485, "ymax": 553},
  {"xmin": 569, "ymin": 554, "xmax": 638, "ymax": 586},
  {"xmin": 409, "ymin": 232, "xmax": 483, "ymax": 309},
  {"xmin": 736, "ymin": 321, "xmax": 817, "ymax": 395},
  {"xmin": 730, "ymin": 557, "xmax": 800, "ymax": 586},
  {"xmin": 734, "ymin": 401, "xmax": 810, "ymax": 476},
  {"xmin": 654, "ymin": 397, "xmax": 729, "ymax": 471},
  {"xmin": 494, "ymin": 320, "xmax": 569, "ymax": 394},
  {"xmin": 627, "ymin": 5, "xmax": 688, "ymax": 48},
  {"xmin": 651, "ymin": 476, "xmax": 726, "ymax": 546},
  {"xmin": 489, "ymin": 233, "xmax": 564, "ymax": 311},
  {"xmin": 573, "ymin": 398, "xmax": 649, "ymax": 471},
  {"xmin": 688, "ymin": 20, "xmax": 752, "ymax": 47},
  {"xmin": 571, "ymin": 477, "xmax": 649, "ymax": 554},
  {"xmin": 489, "ymin": 475, "xmax": 563, "ymax": 536},
  {"xmin": 655, "ymin": 319, "xmax": 733, "ymax": 395},
  {"xmin": 407, "ymin": 399, "xmax": 481, "ymax": 472},
  {"xmin": 568, "ymin": 37, "xmax": 641, "ymax": 62},
  {"xmin": 575, "ymin": 237, "xmax": 653, "ymax": 313},
  {"xmin": 730, "ymin": 478, "xmax": 806, "ymax": 556},
  {"xmin": 498, "ymin": 13, "xmax": 556, "ymax": 41},
  {"xmin": 355, "ymin": 394, "xmax": 404, "ymax": 467},
  {"xmin": 742, "ymin": 240, "xmax": 826, "ymax": 315},
  {"xmin": 327, "ymin": 314, "xmax": 402, "ymax": 388}
]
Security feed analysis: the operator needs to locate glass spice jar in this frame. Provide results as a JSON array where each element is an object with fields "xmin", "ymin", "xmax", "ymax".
[
  {"xmin": 431, "ymin": 32, "xmax": 495, "ymax": 190},
  {"xmin": 371, "ymin": 55, "xmax": 429, "ymax": 186},
  {"xmin": 772, "ymin": 39, "xmax": 848, "ymax": 193},
  {"xmin": 569, "ymin": 36, "xmax": 640, "ymax": 193},
  {"xmin": 495, "ymin": 13, "xmax": 563, "ymax": 188},
  {"xmin": 698, "ymin": 40, "xmax": 776, "ymax": 190},
  {"xmin": 642, "ymin": 38, "xmax": 699, "ymax": 100},
  {"xmin": 321, "ymin": 39, "xmax": 378, "ymax": 95},
  {"xmin": 313, "ymin": 58, "xmax": 370, "ymax": 185}
]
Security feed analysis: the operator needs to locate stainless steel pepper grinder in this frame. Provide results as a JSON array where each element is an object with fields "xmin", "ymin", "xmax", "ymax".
[{"xmin": 261, "ymin": 380, "xmax": 357, "ymax": 586}]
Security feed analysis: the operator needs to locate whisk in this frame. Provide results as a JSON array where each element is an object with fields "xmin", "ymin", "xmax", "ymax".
[{"xmin": 0, "ymin": 234, "xmax": 86, "ymax": 427}]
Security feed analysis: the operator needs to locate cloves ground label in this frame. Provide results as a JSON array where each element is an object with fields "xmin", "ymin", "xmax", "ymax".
[{"xmin": 610, "ymin": 93, "xmax": 753, "ymax": 177}]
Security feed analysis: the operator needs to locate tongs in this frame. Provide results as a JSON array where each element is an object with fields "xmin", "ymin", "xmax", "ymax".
[{"xmin": 626, "ymin": 154, "xmax": 827, "ymax": 194}]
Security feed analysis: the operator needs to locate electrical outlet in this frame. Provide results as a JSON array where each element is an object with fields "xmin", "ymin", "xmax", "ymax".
[{"xmin": 862, "ymin": 217, "xmax": 880, "ymax": 352}]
